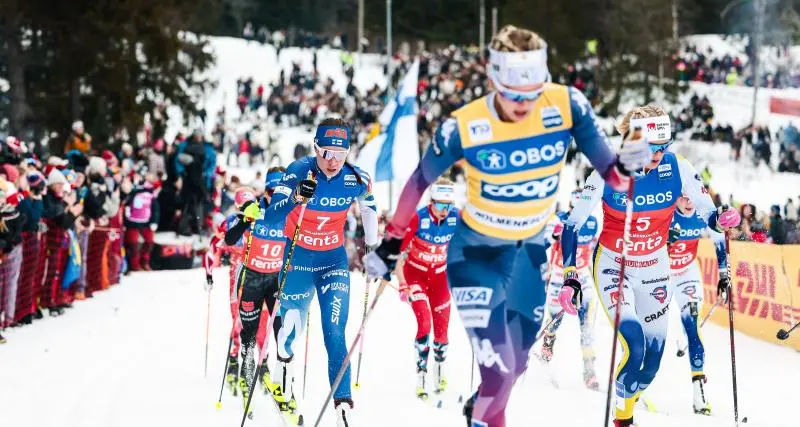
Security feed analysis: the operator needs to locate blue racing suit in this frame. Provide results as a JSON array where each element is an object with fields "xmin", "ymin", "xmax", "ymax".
[{"xmin": 263, "ymin": 156, "xmax": 378, "ymax": 400}]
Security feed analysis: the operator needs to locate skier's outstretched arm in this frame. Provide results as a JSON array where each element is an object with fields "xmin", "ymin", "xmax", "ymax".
[
  {"xmin": 562, "ymin": 170, "xmax": 604, "ymax": 270},
  {"xmin": 568, "ymin": 87, "xmax": 650, "ymax": 191}
]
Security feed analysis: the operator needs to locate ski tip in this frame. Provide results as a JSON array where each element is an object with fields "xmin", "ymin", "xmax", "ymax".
[
  {"xmin": 298, "ymin": 414, "xmax": 305, "ymax": 425},
  {"xmin": 215, "ymin": 401, "xmax": 222, "ymax": 410}
]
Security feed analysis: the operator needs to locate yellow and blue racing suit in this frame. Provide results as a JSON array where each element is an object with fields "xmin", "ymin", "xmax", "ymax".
[{"xmin": 387, "ymin": 86, "xmax": 625, "ymax": 427}]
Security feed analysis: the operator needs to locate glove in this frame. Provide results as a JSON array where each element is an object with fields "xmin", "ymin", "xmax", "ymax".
[
  {"xmin": 551, "ymin": 222, "xmax": 564, "ymax": 241},
  {"xmin": 716, "ymin": 205, "xmax": 741, "ymax": 230},
  {"xmin": 558, "ymin": 267, "xmax": 582, "ymax": 316},
  {"xmin": 617, "ymin": 128, "xmax": 652, "ymax": 174},
  {"xmin": 205, "ymin": 274, "xmax": 213, "ymax": 291},
  {"xmin": 294, "ymin": 176, "xmax": 317, "ymax": 203},
  {"xmin": 668, "ymin": 223, "xmax": 681, "ymax": 245},
  {"xmin": 363, "ymin": 236, "xmax": 404, "ymax": 281},
  {"xmin": 717, "ymin": 270, "xmax": 730, "ymax": 304},
  {"xmin": 242, "ymin": 200, "xmax": 262, "ymax": 222},
  {"xmin": 398, "ymin": 282, "xmax": 409, "ymax": 303}
]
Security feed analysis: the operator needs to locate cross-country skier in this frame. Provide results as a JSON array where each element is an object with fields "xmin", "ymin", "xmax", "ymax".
[
  {"xmin": 262, "ymin": 118, "xmax": 378, "ymax": 426},
  {"xmin": 540, "ymin": 189, "xmax": 600, "ymax": 390},
  {"xmin": 203, "ymin": 185, "xmax": 258, "ymax": 394},
  {"xmin": 219, "ymin": 167, "xmax": 288, "ymax": 412},
  {"xmin": 365, "ymin": 25, "xmax": 655, "ymax": 427},
  {"xmin": 394, "ymin": 178, "xmax": 460, "ymax": 400},
  {"xmin": 558, "ymin": 105, "xmax": 741, "ymax": 427},
  {"xmin": 668, "ymin": 193, "xmax": 730, "ymax": 415}
]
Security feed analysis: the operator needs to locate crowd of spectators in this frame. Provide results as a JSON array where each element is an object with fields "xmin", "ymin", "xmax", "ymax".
[{"xmin": 675, "ymin": 42, "xmax": 800, "ymax": 89}]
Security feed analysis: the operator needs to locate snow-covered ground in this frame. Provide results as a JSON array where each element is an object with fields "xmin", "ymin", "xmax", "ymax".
[{"xmin": 1, "ymin": 266, "xmax": 797, "ymax": 426}]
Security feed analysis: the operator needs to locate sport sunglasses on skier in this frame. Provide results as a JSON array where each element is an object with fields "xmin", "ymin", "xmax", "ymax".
[
  {"xmin": 433, "ymin": 201, "xmax": 454, "ymax": 212},
  {"xmin": 492, "ymin": 75, "xmax": 550, "ymax": 103},
  {"xmin": 648, "ymin": 140, "xmax": 673, "ymax": 154},
  {"xmin": 315, "ymin": 144, "xmax": 349, "ymax": 161}
]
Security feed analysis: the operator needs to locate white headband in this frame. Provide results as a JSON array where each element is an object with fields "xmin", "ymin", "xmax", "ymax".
[
  {"xmin": 629, "ymin": 115, "xmax": 672, "ymax": 142},
  {"xmin": 430, "ymin": 184, "xmax": 456, "ymax": 202},
  {"xmin": 489, "ymin": 47, "xmax": 549, "ymax": 86}
]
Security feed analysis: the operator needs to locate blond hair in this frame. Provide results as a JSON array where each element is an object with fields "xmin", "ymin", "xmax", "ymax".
[
  {"xmin": 434, "ymin": 177, "xmax": 454, "ymax": 187},
  {"xmin": 616, "ymin": 104, "xmax": 668, "ymax": 136},
  {"xmin": 489, "ymin": 25, "xmax": 546, "ymax": 52}
]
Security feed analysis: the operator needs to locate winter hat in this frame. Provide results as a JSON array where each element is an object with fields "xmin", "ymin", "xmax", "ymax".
[
  {"xmin": 102, "ymin": 150, "xmax": 119, "ymax": 167},
  {"xmin": 314, "ymin": 124, "xmax": 350, "ymax": 150},
  {"xmin": 26, "ymin": 171, "xmax": 45, "ymax": 189},
  {"xmin": 265, "ymin": 170, "xmax": 284, "ymax": 191},
  {"xmin": 153, "ymin": 138, "xmax": 165, "ymax": 152},
  {"xmin": 47, "ymin": 168, "xmax": 68, "ymax": 186},
  {"xmin": 88, "ymin": 156, "xmax": 107, "ymax": 176},
  {"xmin": 5, "ymin": 136, "xmax": 27, "ymax": 154},
  {"xmin": 47, "ymin": 156, "xmax": 69, "ymax": 168},
  {"xmin": 72, "ymin": 120, "xmax": 84, "ymax": 132},
  {"xmin": 0, "ymin": 164, "xmax": 20, "ymax": 184},
  {"xmin": 234, "ymin": 187, "xmax": 257, "ymax": 207}
]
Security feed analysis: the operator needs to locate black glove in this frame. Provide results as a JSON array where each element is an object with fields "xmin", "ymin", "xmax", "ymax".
[
  {"xmin": 295, "ymin": 178, "xmax": 317, "ymax": 201},
  {"xmin": 364, "ymin": 236, "xmax": 403, "ymax": 281},
  {"xmin": 668, "ymin": 224, "xmax": 681, "ymax": 245},
  {"xmin": 717, "ymin": 271, "xmax": 730, "ymax": 304}
]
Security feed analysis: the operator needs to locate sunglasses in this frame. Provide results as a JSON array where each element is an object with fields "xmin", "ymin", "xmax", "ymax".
[
  {"xmin": 433, "ymin": 201, "xmax": 453, "ymax": 212},
  {"xmin": 496, "ymin": 86, "xmax": 544, "ymax": 103},
  {"xmin": 491, "ymin": 74, "xmax": 549, "ymax": 103},
  {"xmin": 649, "ymin": 141, "xmax": 673, "ymax": 154},
  {"xmin": 315, "ymin": 144, "xmax": 349, "ymax": 161}
]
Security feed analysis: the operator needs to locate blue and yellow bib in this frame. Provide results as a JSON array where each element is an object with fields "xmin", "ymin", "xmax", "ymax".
[{"xmin": 453, "ymin": 84, "xmax": 573, "ymax": 240}]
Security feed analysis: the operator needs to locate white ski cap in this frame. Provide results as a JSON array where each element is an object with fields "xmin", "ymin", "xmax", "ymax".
[
  {"xmin": 430, "ymin": 183, "xmax": 456, "ymax": 202},
  {"xmin": 629, "ymin": 115, "xmax": 672, "ymax": 142}
]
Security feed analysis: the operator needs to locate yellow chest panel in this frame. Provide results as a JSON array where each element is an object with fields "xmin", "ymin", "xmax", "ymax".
[{"xmin": 453, "ymin": 84, "xmax": 573, "ymax": 240}]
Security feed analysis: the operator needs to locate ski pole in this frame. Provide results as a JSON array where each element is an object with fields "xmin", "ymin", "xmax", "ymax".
[
  {"xmin": 205, "ymin": 288, "xmax": 212, "ymax": 377},
  {"xmin": 724, "ymin": 232, "xmax": 740, "ymax": 426},
  {"xmin": 676, "ymin": 298, "xmax": 722, "ymax": 357},
  {"xmin": 215, "ymin": 223, "xmax": 255, "ymax": 407},
  {"xmin": 777, "ymin": 320, "xmax": 800, "ymax": 340},
  {"xmin": 312, "ymin": 278, "xmax": 388, "ymax": 427},
  {"xmin": 353, "ymin": 281, "xmax": 372, "ymax": 390},
  {"xmin": 241, "ymin": 197, "xmax": 310, "ymax": 427},
  {"xmin": 534, "ymin": 310, "xmax": 566, "ymax": 345},
  {"xmin": 602, "ymin": 160, "xmax": 637, "ymax": 427},
  {"xmin": 302, "ymin": 311, "xmax": 311, "ymax": 398},
  {"xmin": 216, "ymin": 337, "xmax": 235, "ymax": 409}
]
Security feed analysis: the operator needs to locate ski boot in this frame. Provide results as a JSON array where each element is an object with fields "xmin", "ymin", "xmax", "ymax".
[
  {"xmin": 613, "ymin": 418, "xmax": 635, "ymax": 427},
  {"xmin": 416, "ymin": 368, "xmax": 428, "ymax": 400},
  {"xmin": 0, "ymin": 332, "xmax": 6, "ymax": 344},
  {"xmin": 260, "ymin": 363, "xmax": 274, "ymax": 395},
  {"xmin": 238, "ymin": 377, "xmax": 254, "ymax": 419},
  {"xmin": 692, "ymin": 375, "xmax": 712, "ymax": 415},
  {"xmin": 541, "ymin": 332, "xmax": 556, "ymax": 362},
  {"xmin": 583, "ymin": 357, "xmax": 599, "ymax": 391},
  {"xmin": 272, "ymin": 357, "xmax": 301, "ymax": 421},
  {"xmin": 34, "ymin": 308, "xmax": 43, "ymax": 320},
  {"xmin": 462, "ymin": 391, "xmax": 476, "ymax": 427},
  {"xmin": 226, "ymin": 356, "xmax": 239, "ymax": 396},
  {"xmin": 334, "ymin": 398, "xmax": 353, "ymax": 427},
  {"xmin": 49, "ymin": 306, "xmax": 65, "ymax": 317},
  {"xmin": 431, "ymin": 360, "xmax": 447, "ymax": 394},
  {"xmin": 432, "ymin": 342, "xmax": 448, "ymax": 394}
]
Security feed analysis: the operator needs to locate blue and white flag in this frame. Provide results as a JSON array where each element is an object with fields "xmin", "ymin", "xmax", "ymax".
[{"xmin": 357, "ymin": 59, "xmax": 420, "ymax": 186}]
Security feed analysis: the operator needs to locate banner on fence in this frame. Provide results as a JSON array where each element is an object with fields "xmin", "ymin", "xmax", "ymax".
[{"xmin": 696, "ymin": 239, "xmax": 800, "ymax": 351}]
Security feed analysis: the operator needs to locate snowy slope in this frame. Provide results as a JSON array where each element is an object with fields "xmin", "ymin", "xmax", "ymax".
[{"xmin": 1, "ymin": 267, "xmax": 797, "ymax": 426}]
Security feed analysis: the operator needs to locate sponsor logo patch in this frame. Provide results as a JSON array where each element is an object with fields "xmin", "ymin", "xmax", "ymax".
[
  {"xmin": 452, "ymin": 287, "xmax": 494, "ymax": 306},
  {"xmin": 459, "ymin": 309, "xmax": 491, "ymax": 328}
]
